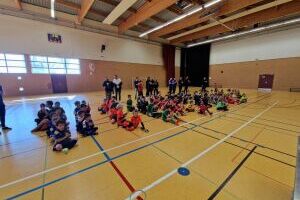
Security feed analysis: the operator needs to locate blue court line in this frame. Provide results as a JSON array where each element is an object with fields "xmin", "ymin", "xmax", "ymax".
[
  {"xmin": 90, "ymin": 135, "xmax": 110, "ymax": 160},
  {"xmin": 6, "ymin": 95, "xmax": 270, "ymax": 199},
  {"xmin": 6, "ymin": 126, "xmax": 195, "ymax": 199}
]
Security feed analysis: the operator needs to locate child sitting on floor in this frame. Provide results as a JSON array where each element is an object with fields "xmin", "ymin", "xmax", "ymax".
[
  {"xmin": 122, "ymin": 110, "xmax": 148, "ymax": 132},
  {"xmin": 80, "ymin": 100, "xmax": 91, "ymax": 114},
  {"xmin": 185, "ymin": 103, "xmax": 196, "ymax": 112},
  {"xmin": 35, "ymin": 103, "xmax": 49, "ymax": 125},
  {"xmin": 198, "ymin": 101, "xmax": 213, "ymax": 115},
  {"xmin": 76, "ymin": 110, "xmax": 85, "ymax": 133},
  {"xmin": 109, "ymin": 103, "xmax": 118, "ymax": 124},
  {"xmin": 46, "ymin": 100, "xmax": 55, "ymax": 116},
  {"xmin": 137, "ymin": 96, "xmax": 148, "ymax": 114},
  {"xmin": 32, "ymin": 103, "xmax": 50, "ymax": 132},
  {"xmin": 127, "ymin": 95, "xmax": 134, "ymax": 112},
  {"xmin": 116, "ymin": 105, "xmax": 127, "ymax": 127},
  {"xmin": 162, "ymin": 107, "xmax": 180, "ymax": 125},
  {"xmin": 81, "ymin": 113, "xmax": 98, "ymax": 136},
  {"xmin": 74, "ymin": 101, "xmax": 81, "ymax": 123},
  {"xmin": 47, "ymin": 107, "xmax": 68, "ymax": 137},
  {"xmin": 98, "ymin": 98, "xmax": 109, "ymax": 114},
  {"xmin": 51, "ymin": 120, "xmax": 77, "ymax": 152},
  {"xmin": 216, "ymin": 98, "xmax": 228, "ymax": 111},
  {"xmin": 54, "ymin": 101, "xmax": 65, "ymax": 114},
  {"xmin": 239, "ymin": 93, "xmax": 248, "ymax": 104}
]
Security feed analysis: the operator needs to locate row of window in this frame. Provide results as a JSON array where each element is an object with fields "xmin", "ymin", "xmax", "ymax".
[{"xmin": 0, "ymin": 53, "xmax": 80, "ymax": 74}]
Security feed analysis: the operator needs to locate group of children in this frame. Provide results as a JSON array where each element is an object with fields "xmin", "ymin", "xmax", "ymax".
[
  {"xmin": 32, "ymin": 86, "xmax": 247, "ymax": 153},
  {"xmin": 130, "ymin": 88, "xmax": 247, "ymax": 125},
  {"xmin": 98, "ymin": 96, "xmax": 148, "ymax": 132},
  {"xmin": 32, "ymin": 100, "xmax": 100, "ymax": 152},
  {"xmin": 32, "ymin": 101, "xmax": 78, "ymax": 151}
]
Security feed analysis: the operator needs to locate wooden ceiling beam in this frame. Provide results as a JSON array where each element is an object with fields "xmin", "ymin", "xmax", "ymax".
[
  {"xmin": 56, "ymin": 0, "xmax": 151, "ymax": 30},
  {"xmin": 77, "ymin": 0, "xmax": 95, "ymax": 24},
  {"xmin": 98, "ymin": 0, "xmax": 167, "ymax": 23},
  {"xmin": 170, "ymin": 0, "xmax": 300, "ymax": 44},
  {"xmin": 150, "ymin": 0, "xmax": 265, "ymax": 38},
  {"xmin": 118, "ymin": 0, "xmax": 177, "ymax": 33}
]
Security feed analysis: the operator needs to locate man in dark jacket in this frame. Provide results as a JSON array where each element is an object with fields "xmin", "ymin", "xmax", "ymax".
[
  {"xmin": 0, "ymin": 85, "xmax": 11, "ymax": 134},
  {"xmin": 102, "ymin": 78, "xmax": 113, "ymax": 99},
  {"xmin": 146, "ymin": 77, "xmax": 151, "ymax": 97},
  {"xmin": 133, "ymin": 77, "xmax": 139, "ymax": 99},
  {"xmin": 184, "ymin": 76, "xmax": 191, "ymax": 94},
  {"xmin": 178, "ymin": 77, "xmax": 184, "ymax": 94}
]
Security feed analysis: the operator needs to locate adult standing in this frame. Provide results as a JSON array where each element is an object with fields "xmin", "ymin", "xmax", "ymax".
[
  {"xmin": 153, "ymin": 79, "xmax": 159, "ymax": 96},
  {"xmin": 137, "ymin": 80, "xmax": 144, "ymax": 97},
  {"xmin": 0, "ymin": 85, "xmax": 11, "ymax": 133},
  {"xmin": 184, "ymin": 76, "xmax": 190, "ymax": 94},
  {"xmin": 146, "ymin": 77, "xmax": 151, "ymax": 97},
  {"xmin": 178, "ymin": 77, "xmax": 184, "ymax": 94},
  {"xmin": 102, "ymin": 77, "xmax": 113, "ymax": 99},
  {"xmin": 202, "ymin": 77, "xmax": 208, "ymax": 92},
  {"xmin": 172, "ymin": 78, "xmax": 177, "ymax": 94},
  {"xmin": 113, "ymin": 75, "xmax": 122, "ymax": 101},
  {"xmin": 133, "ymin": 77, "xmax": 139, "ymax": 99},
  {"xmin": 168, "ymin": 78, "xmax": 173, "ymax": 94}
]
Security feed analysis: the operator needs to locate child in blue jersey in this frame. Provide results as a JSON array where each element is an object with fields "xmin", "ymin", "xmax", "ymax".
[{"xmin": 52, "ymin": 120, "xmax": 77, "ymax": 151}]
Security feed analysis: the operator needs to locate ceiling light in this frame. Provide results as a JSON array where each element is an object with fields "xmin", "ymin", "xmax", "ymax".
[
  {"xmin": 187, "ymin": 17, "xmax": 300, "ymax": 48},
  {"xmin": 51, "ymin": 0, "xmax": 55, "ymax": 18},
  {"xmin": 139, "ymin": 0, "xmax": 223, "ymax": 37}
]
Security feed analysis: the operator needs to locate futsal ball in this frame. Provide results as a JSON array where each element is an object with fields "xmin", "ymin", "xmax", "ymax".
[{"xmin": 62, "ymin": 148, "xmax": 69, "ymax": 154}]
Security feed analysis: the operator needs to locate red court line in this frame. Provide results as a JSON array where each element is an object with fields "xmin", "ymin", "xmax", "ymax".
[{"xmin": 109, "ymin": 161, "xmax": 143, "ymax": 200}]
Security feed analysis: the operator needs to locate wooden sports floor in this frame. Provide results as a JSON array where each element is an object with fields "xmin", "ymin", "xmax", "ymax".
[{"xmin": 0, "ymin": 88, "xmax": 299, "ymax": 200}]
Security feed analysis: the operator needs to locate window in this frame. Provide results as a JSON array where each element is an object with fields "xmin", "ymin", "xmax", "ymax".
[
  {"xmin": 30, "ymin": 56, "xmax": 80, "ymax": 75},
  {"xmin": 0, "ymin": 53, "xmax": 27, "ymax": 73}
]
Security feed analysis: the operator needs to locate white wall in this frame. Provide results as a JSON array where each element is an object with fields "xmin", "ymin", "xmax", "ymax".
[
  {"xmin": 0, "ymin": 14, "xmax": 180, "ymax": 66},
  {"xmin": 210, "ymin": 27, "xmax": 300, "ymax": 65}
]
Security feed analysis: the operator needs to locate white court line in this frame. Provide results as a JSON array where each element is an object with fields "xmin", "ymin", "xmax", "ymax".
[
  {"xmin": 0, "ymin": 94, "xmax": 267, "ymax": 190},
  {"xmin": 0, "ymin": 115, "xmax": 210, "ymax": 189},
  {"xmin": 126, "ymin": 101, "xmax": 278, "ymax": 200}
]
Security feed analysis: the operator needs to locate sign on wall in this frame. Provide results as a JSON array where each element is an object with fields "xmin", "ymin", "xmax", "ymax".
[{"xmin": 48, "ymin": 33, "xmax": 62, "ymax": 43}]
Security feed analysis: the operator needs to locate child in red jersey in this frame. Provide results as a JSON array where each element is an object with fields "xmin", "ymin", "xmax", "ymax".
[
  {"xmin": 123, "ymin": 110, "xmax": 148, "ymax": 132},
  {"xmin": 116, "ymin": 105, "xmax": 127, "ymax": 126},
  {"xmin": 98, "ymin": 98, "xmax": 109, "ymax": 114},
  {"xmin": 109, "ymin": 106, "xmax": 118, "ymax": 124},
  {"xmin": 198, "ymin": 101, "xmax": 213, "ymax": 115},
  {"xmin": 226, "ymin": 95, "xmax": 236, "ymax": 104}
]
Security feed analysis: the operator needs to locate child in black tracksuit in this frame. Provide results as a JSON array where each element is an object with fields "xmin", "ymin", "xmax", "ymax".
[
  {"xmin": 52, "ymin": 120, "xmax": 77, "ymax": 151},
  {"xmin": 76, "ymin": 111, "xmax": 98, "ymax": 137},
  {"xmin": 35, "ymin": 103, "xmax": 49, "ymax": 125},
  {"xmin": 81, "ymin": 113, "xmax": 98, "ymax": 136},
  {"xmin": 137, "ymin": 96, "xmax": 148, "ymax": 114},
  {"xmin": 153, "ymin": 80, "xmax": 159, "ymax": 96}
]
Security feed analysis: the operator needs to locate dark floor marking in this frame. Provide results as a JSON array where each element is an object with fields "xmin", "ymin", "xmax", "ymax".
[{"xmin": 207, "ymin": 146, "xmax": 257, "ymax": 200}]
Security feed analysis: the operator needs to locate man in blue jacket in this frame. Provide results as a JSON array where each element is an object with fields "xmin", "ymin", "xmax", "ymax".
[{"xmin": 0, "ymin": 85, "xmax": 12, "ymax": 134}]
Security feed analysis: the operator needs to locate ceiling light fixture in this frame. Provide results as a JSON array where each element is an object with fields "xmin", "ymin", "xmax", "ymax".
[
  {"xmin": 51, "ymin": 0, "xmax": 55, "ymax": 18},
  {"xmin": 187, "ymin": 17, "xmax": 300, "ymax": 48},
  {"xmin": 139, "ymin": 0, "xmax": 223, "ymax": 37}
]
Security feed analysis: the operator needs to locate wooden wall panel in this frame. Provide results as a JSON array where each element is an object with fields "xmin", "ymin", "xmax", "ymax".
[
  {"xmin": 210, "ymin": 57, "xmax": 300, "ymax": 91},
  {"xmin": 0, "ymin": 59, "xmax": 166, "ymax": 97}
]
